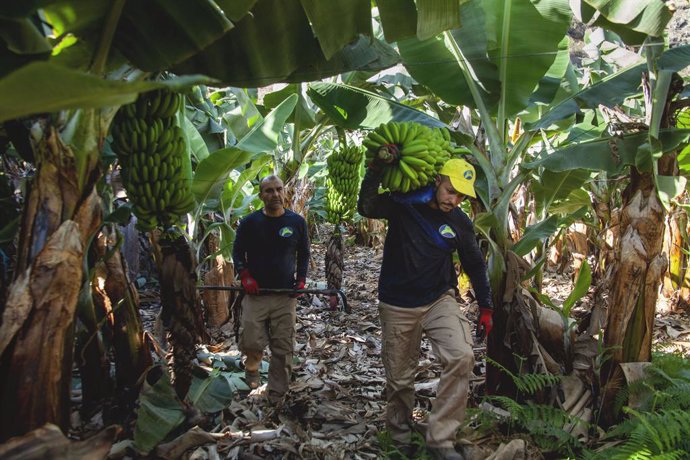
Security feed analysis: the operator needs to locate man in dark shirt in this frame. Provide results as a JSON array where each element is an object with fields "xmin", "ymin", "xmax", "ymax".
[
  {"xmin": 358, "ymin": 157, "xmax": 493, "ymax": 460},
  {"xmin": 232, "ymin": 175, "xmax": 310, "ymax": 404}
]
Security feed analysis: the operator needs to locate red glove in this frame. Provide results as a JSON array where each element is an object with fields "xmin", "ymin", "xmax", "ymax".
[
  {"xmin": 290, "ymin": 278, "xmax": 306, "ymax": 298},
  {"xmin": 477, "ymin": 308, "xmax": 493, "ymax": 339},
  {"xmin": 240, "ymin": 269, "xmax": 259, "ymax": 295}
]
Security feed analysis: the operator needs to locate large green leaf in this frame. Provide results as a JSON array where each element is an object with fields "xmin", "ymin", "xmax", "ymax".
[
  {"xmin": 0, "ymin": 17, "xmax": 52, "ymax": 55},
  {"xmin": 548, "ymin": 188, "xmax": 592, "ymax": 215},
  {"xmin": 398, "ymin": 0, "xmax": 570, "ymax": 118},
  {"xmin": 376, "ymin": 0, "xmax": 417, "ymax": 42},
  {"xmin": 529, "ymin": 45, "xmax": 690, "ymax": 130},
  {"xmin": 299, "ymin": 0, "xmax": 372, "ymax": 60},
  {"xmin": 133, "ymin": 368, "xmax": 185, "ymax": 454},
  {"xmin": 527, "ymin": 37, "xmax": 571, "ymax": 108},
  {"xmin": 307, "ymin": 82, "xmax": 446, "ymax": 129},
  {"xmin": 0, "ymin": 16, "xmax": 52, "ymax": 78},
  {"xmin": 173, "ymin": 0, "xmax": 396, "ymax": 87},
  {"xmin": 398, "ymin": 0, "xmax": 499, "ymax": 108},
  {"xmin": 0, "ymin": 62, "xmax": 212, "ymax": 122},
  {"xmin": 581, "ymin": 0, "xmax": 672, "ymax": 43},
  {"xmin": 114, "ymin": 0, "xmax": 234, "ymax": 72},
  {"xmin": 214, "ymin": 0, "xmax": 258, "ymax": 21},
  {"xmin": 220, "ymin": 154, "xmax": 272, "ymax": 212},
  {"xmin": 376, "ymin": 0, "xmax": 465, "ymax": 42},
  {"xmin": 512, "ymin": 215, "xmax": 559, "ymax": 257},
  {"xmin": 531, "ymin": 169, "xmax": 591, "ymax": 215},
  {"xmin": 656, "ymin": 175, "xmax": 687, "ymax": 211},
  {"xmin": 183, "ymin": 116, "xmax": 210, "ymax": 162},
  {"xmin": 415, "ymin": 0, "xmax": 462, "ymax": 41},
  {"xmin": 561, "ymin": 259, "xmax": 591, "ymax": 316},
  {"xmin": 235, "ymin": 94, "xmax": 298, "ymax": 152},
  {"xmin": 526, "ymin": 129, "xmax": 690, "ymax": 174},
  {"xmin": 187, "ymin": 369, "xmax": 237, "ymax": 414},
  {"xmin": 192, "ymin": 94, "xmax": 297, "ymax": 202},
  {"xmin": 487, "ymin": 0, "xmax": 571, "ymax": 119},
  {"xmin": 39, "ymin": 0, "xmax": 109, "ymax": 35},
  {"xmin": 40, "ymin": 0, "xmax": 235, "ymax": 72},
  {"xmin": 263, "ymin": 84, "xmax": 317, "ymax": 130}
]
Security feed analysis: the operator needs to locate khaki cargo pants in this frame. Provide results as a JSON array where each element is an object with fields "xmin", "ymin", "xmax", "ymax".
[
  {"xmin": 379, "ymin": 290, "xmax": 475, "ymax": 449},
  {"xmin": 238, "ymin": 293, "xmax": 297, "ymax": 402}
]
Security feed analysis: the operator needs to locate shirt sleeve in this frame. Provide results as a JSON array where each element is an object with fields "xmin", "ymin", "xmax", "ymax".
[
  {"xmin": 357, "ymin": 168, "xmax": 393, "ymax": 219},
  {"xmin": 232, "ymin": 217, "xmax": 248, "ymax": 274},
  {"xmin": 296, "ymin": 216, "xmax": 310, "ymax": 281},
  {"xmin": 456, "ymin": 213, "xmax": 493, "ymax": 309}
]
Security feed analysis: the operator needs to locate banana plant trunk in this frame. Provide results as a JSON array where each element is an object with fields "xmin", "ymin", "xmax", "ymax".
[
  {"xmin": 600, "ymin": 171, "xmax": 667, "ymax": 423},
  {"xmin": 662, "ymin": 206, "xmax": 687, "ymax": 307},
  {"xmin": 152, "ymin": 230, "xmax": 207, "ymax": 400},
  {"xmin": 0, "ymin": 122, "xmax": 102, "ymax": 440},
  {"xmin": 98, "ymin": 227, "xmax": 152, "ymax": 400},
  {"xmin": 600, "ymin": 72, "xmax": 683, "ymax": 423}
]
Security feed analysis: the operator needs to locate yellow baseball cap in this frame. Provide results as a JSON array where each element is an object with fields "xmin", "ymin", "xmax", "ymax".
[{"xmin": 439, "ymin": 158, "xmax": 476, "ymax": 198}]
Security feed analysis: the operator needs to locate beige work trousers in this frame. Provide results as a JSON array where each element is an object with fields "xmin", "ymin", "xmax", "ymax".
[
  {"xmin": 379, "ymin": 291, "xmax": 474, "ymax": 449},
  {"xmin": 238, "ymin": 294, "xmax": 297, "ymax": 402}
]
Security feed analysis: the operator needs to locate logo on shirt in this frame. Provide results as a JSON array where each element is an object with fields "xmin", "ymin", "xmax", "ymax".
[
  {"xmin": 279, "ymin": 226, "xmax": 294, "ymax": 238},
  {"xmin": 439, "ymin": 224, "xmax": 456, "ymax": 239}
]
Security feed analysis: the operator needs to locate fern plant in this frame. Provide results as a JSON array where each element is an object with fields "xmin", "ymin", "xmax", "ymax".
[
  {"xmin": 584, "ymin": 352, "xmax": 690, "ymax": 459},
  {"xmin": 483, "ymin": 395, "xmax": 588, "ymax": 456},
  {"xmin": 486, "ymin": 356, "xmax": 561, "ymax": 396},
  {"xmin": 584, "ymin": 409, "xmax": 690, "ymax": 459},
  {"xmin": 613, "ymin": 352, "xmax": 690, "ymax": 414}
]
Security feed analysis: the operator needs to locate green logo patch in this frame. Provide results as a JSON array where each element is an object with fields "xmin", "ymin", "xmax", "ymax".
[
  {"xmin": 279, "ymin": 226, "xmax": 294, "ymax": 238},
  {"xmin": 439, "ymin": 224, "xmax": 456, "ymax": 239}
]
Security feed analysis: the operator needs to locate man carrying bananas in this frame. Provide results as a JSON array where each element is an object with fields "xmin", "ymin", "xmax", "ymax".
[
  {"xmin": 232, "ymin": 175, "xmax": 310, "ymax": 405},
  {"xmin": 358, "ymin": 157, "xmax": 493, "ymax": 460}
]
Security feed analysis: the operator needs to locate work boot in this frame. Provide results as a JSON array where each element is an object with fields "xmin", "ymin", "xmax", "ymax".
[
  {"xmin": 426, "ymin": 446, "xmax": 464, "ymax": 460},
  {"xmin": 244, "ymin": 370, "xmax": 260, "ymax": 389}
]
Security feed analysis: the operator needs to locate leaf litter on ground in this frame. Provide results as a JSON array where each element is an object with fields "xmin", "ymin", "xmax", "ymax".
[{"xmin": 100, "ymin": 236, "xmax": 690, "ymax": 459}]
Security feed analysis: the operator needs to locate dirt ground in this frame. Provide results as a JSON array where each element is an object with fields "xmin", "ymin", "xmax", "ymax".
[{"xmin": 125, "ymin": 225, "xmax": 690, "ymax": 460}]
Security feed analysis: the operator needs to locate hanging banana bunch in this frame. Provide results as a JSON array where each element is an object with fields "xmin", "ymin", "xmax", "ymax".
[
  {"xmin": 110, "ymin": 88, "xmax": 196, "ymax": 231},
  {"xmin": 325, "ymin": 144, "xmax": 363, "ymax": 224},
  {"xmin": 323, "ymin": 144, "xmax": 363, "ymax": 309},
  {"xmin": 363, "ymin": 121, "xmax": 468, "ymax": 193}
]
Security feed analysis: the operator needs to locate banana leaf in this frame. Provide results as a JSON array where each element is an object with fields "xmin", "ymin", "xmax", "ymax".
[
  {"xmin": 376, "ymin": 0, "xmax": 418, "ymax": 42},
  {"xmin": 577, "ymin": 0, "xmax": 672, "ymax": 44},
  {"xmin": 220, "ymin": 154, "xmax": 272, "ymax": 212},
  {"xmin": 299, "ymin": 0, "xmax": 372, "ymax": 60},
  {"xmin": 263, "ymin": 84, "xmax": 317, "ymax": 130},
  {"xmin": 529, "ymin": 44, "xmax": 690, "ymax": 130},
  {"xmin": 531, "ymin": 169, "xmax": 592, "ymax": 215},
  {"xmin": 182, "ymin": 116, "xmax": 210, "ymax": 162},
  {"xmin": 397, "ymin": 0, "xmax": 570, "ymax": 118},
  {"xmin": 0, "ymin": 62, "xmax": 213, "ymax": 123},
  {"xmin": 307, "ymin": 82, "xmax": 447, "ymax": 129},
  {"xmin": 526, "ymin": 129, "xmax": 690, "ymax": 174},
  {"xmin": 187, "ymin": 368, "xmax": 245, "ymax": 414},
  {"xmin": 133, "ymin": 368, "xmax": 185, "ymax": 454},
  {"xmin": 172, "ymin": 0, "xmax": 396, "ymax": 87},
  {"xmin": 397, "ymin": 0, "xmax": 499, "ymax": 109},
  {"xmin": 562, "ymin": 260, "xmax": 591, "ymax": 316},
  {"xmin": 512, "ymin": 215, "xmax": 560, "ymax": 257},
  {"xmin": 192, "ymin": 94, "xmax": 297, "ymax": 202},
  {"xmin": 0, "ymin": 16, "xmax": 52, "ymax": 78}
]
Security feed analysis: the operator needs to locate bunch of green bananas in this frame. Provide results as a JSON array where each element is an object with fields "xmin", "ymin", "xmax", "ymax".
[
  {"xmin": 325, "ymin": 144, "xmax": 363, "ymax": 224},
  {"xmin": 110, "ymin": 89, "xmax": 195, "ymax": 230},
  {"xmin": 363, "ymin": 121, "xmax": 466, "ymax": 193}
]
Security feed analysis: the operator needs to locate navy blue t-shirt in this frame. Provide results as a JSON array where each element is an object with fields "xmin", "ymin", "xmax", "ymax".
[
  {"xmin": 232, "ymin": 209, "xmax": 310, "ymax": 289},
  {"xmin": 358, "ymin": 168, "xmax": 493, "ymax": 308}
]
